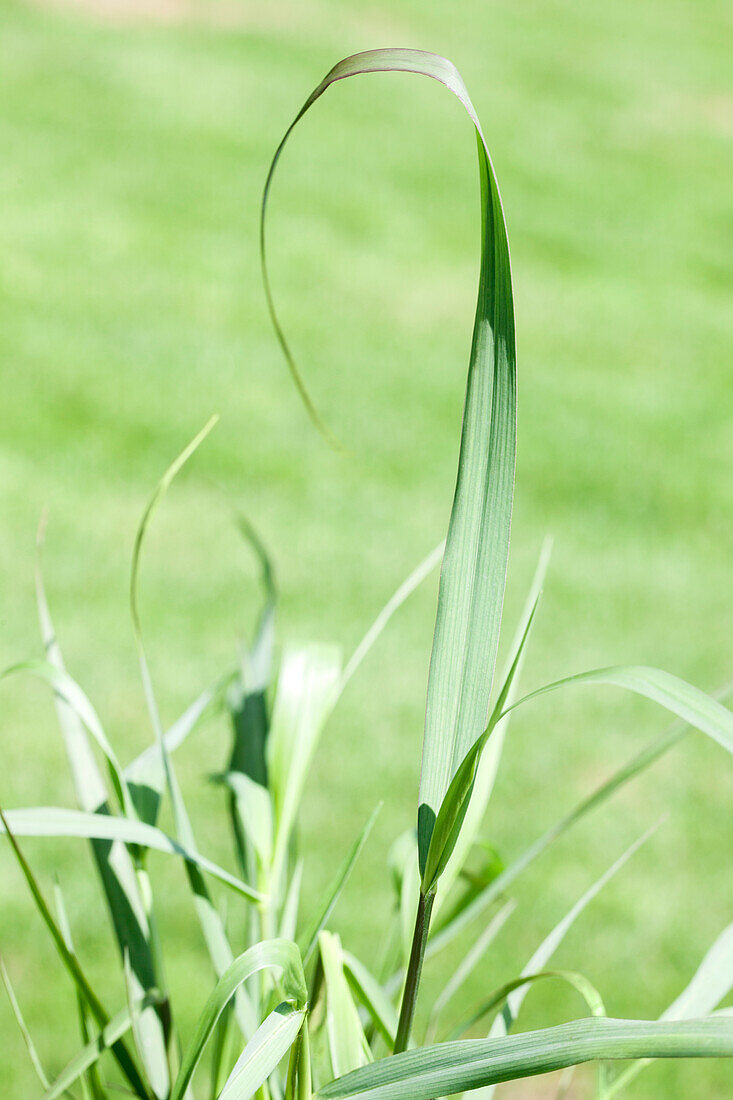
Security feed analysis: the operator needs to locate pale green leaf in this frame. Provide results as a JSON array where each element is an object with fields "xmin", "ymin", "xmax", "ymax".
[
  {"xmin": 316, "ymin": 1017, "xmax": 733, "ymax": 1099},
  {"xmin": 433, "ymin": 540, "xmax": 551, "ymax": 916},
  {"xmin": 220, "ymin": 772, "xmax": 274, "ymax": 870},
  {"xmin": 268, "ymin": 645, "xmax": 341, "ymax": 891},
  {"xmin": 319, "ymin": 932, "xmax": 371, "ymax": 1079},
  {"xmin": 218, "ymin": 1004, "xmax": 306, "ymax": 1100},
  {"xmin": 339, "ymin": 543, "xmax": 444, "ymax": 695},
  {"xmin": 129, "ymin": 422, "xmax": 259, "ymax": 1042},
  {"xmin": 171, "ymin": 940, "xmax": 307, "ymax": 1100}
]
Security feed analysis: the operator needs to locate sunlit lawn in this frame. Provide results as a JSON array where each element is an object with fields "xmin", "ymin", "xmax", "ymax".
[{"xmin": 0, "ymin": 0, "xmax": 731, "ymax": 1094}]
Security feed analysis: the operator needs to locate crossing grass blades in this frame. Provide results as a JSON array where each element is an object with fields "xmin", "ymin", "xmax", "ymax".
[{"xmin": 2, "ymin": 48, "xmax": 733, "ymax": 1100}]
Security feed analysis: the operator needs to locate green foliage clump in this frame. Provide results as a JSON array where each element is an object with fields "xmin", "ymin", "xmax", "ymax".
[{"xmin": 2, "ymin": 49, "xmax": 732, "ymax": 1100}]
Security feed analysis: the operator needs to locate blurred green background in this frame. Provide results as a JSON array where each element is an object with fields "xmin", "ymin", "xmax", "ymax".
[{"xmin": 0, "ymin": 0, "xmax": 731, "ymax": 1095}]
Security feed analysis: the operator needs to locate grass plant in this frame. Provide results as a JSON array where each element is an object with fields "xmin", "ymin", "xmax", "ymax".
[{"xmin": 1, "ymin": 44, "xmax": 731, "ymax": 1100}]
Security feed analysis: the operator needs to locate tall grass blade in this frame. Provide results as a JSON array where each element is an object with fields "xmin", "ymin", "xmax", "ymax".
[
  {"xmin": 227, "ymin": 513, "xmax": 277, "ymax": 873},
  {"xmin": 2, "ymin": 661, "xmax": 135, "ymax": 819},
  {"xmin": 36, "ymin": 538, "xmax": 110, "ymax": 811},
  {"xmin": 339, "ymin": 543, "xmax": 444, "ymax": 695},
  {"xmin": 126, "ymin": 670, "xmax": 236, "ymax": 827},
  {"xmin": 260, "ymin": 49, "xmax": 516, "ymax": 874},
  {"xmin": 36, "ymin": 579, "xmax": 170, "ymax": 1077},
  {"xmin": 123, "ymin": 950, "xmax": 170, "ymax": 1100}
]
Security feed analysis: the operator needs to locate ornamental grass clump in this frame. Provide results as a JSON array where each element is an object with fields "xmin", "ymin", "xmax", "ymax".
[{"xmin": 2, "ymin": 48, "xmax": 732, "ymax": 1100}]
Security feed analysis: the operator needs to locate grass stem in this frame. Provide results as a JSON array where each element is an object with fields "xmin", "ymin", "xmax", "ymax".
[{"xmin": 394, "ymin": 888, "xmax": 435, "ymax": 1054}]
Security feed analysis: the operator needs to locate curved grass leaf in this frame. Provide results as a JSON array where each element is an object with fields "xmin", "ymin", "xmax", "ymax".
[
  {"xmin": 502, "ymin": 667, "xmax": 733, "ymax": 755},
  {"xmin": 468, "ymin": 826, "xmax": 656, "ymax": 1100},
  {"xmin": 0, "ymin": 807, "xmax": 261, "ymax": 900},
  {"xmin": 218, "ymin": 1004, "xmax": 306, "ymax": 1100},
  {"xmin": 171, "ymin": 940, "xmax": 306, "ymax": 1100},
  {"xmin": 260, "ymin": 49, "xmax": 516, "ymax": 874},
  {"xmin": 129, "ymin": 414, "xmax": 218, "ymax": 657},
  {"xmin": 208, "ymin": 1003, "xmax": 236, "ymax": 1100},
  {"xmin": 487, "ymin": 826, "xmax": 653, "ymax": 1047},
  {"xmin": 316, "ymin": 1017, "xmax": 733, "ymax": 1099},
  {"xmin": 268, "ymin": 645, "xmax": 342, "ymax": 893},
  {"xmin": 427, "ymin": 899, "xmax": 516, "ymax": 1042},
  {"xmin": 451, "ymin": 970, "xmax": 605, "ymax": 1042},
  {"xmin": 35, "ymin": 542, "xmax": 109, "ymax": 812}
]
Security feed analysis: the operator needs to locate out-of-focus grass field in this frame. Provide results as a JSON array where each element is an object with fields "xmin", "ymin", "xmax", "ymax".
[{"xmin": 0, "ymin": 0, "xmax": 731, "ymax": 1095}]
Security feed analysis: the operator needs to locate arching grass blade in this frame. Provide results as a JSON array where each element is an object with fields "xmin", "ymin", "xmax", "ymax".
[
  {"xmin": 316, "ymin": 1017, "xmax": 733, "ymax": 1099},
  {"xmin": 0, "ymin": 807, "xmax": 261, "ymax": 900}
]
